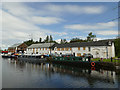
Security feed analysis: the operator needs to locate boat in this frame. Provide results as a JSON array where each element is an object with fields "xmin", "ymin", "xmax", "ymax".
[
  {"xmin": 1, "ymin": 51, "xmax": 19, "ymax": 58},
  {"xmin": 17, "ymin": 54, "xmax": 49, "ymax": 63},
  {"xmin": 49, "ymin": 55, "xmax": 96, "ymax": 67},
  {"xmin": 48, "ymin": 54, "xmax": 116, "ymax": 70},
  {"xmin": 1, "ymin": 51, "xmax": 10, "ymax": 58}
]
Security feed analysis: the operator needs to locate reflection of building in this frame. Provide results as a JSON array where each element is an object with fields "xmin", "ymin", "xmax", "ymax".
[
  {"xmin": 26, "ymin": 40, "xmax": 115, "ymax": 58},
  {"xmin": 8, "ymin": 43, "xmax": 28, "ymax": 53}
]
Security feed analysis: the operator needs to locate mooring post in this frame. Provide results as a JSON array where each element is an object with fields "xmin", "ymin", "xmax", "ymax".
[{"xmin": 111, "ymin": 57, "xmax": 113, "ymax": 62}]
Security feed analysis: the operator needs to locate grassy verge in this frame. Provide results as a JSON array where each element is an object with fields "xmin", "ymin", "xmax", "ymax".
[{"xmin": 91, "ymin": 58, "xmax": 120, "ymax": 63}]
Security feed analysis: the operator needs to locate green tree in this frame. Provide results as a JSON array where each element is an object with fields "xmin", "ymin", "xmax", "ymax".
[
  {"xmin": 60, "ymin": 39, "xmax": 63, "ymax": 44},
  {"xmin": 70, "ymin": 38, "xmax": 87, "ymax": 43},
  {"xmin": 87, "ymin": 32, "xmax": 96, "ymax": 41},
  {"xmin": 60, "ymin": 39, "xmax": 67, "ymax": 44},
  {"xmin": 35, "ymin": 41, "xmax": 38, "ymax": 43},
  {"xmin": 114, "ymin": 38, "xmax": 120, "ymax": 57},
  {"xmin": 24, "ymin": 39, "xmax": 34, "ymax": 46},
  {"xmin": 39, "ymin": 37, "xmax": 42, "ymax": 43},
  {"xmin": 4, "ymin": 49, "xmax": 7, "ymax": 51},
  {"xmin": 50, "ymin": 35, "xmax": 53, "ymax": 42},
  {"xmin": 63, "ymin": 39, "xmax": 67, "ymax": 43},
  {"xmin": 44, "ymin": 35, "xmax": 49, "ymax": 43},
  {"xmin": 52, "ymin": 41, "xmax": 58, "ymax": 44}
]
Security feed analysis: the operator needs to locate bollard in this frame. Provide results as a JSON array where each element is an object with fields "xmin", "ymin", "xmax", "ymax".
[{"xmin": 111, "ymin": 57, "xmax": 113, "ymax": 62}]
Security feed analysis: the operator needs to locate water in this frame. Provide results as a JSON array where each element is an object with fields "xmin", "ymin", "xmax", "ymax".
[{"xmin": 1, "ymin": 57, "xmax": 120, "ymax": 88}]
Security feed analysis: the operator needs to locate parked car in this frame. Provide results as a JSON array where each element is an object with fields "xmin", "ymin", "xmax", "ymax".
[{"xmin": 83, "ymin": 53, "xmax": 93, "ymax": 58}]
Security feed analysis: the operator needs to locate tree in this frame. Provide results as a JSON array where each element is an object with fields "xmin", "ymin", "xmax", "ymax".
[
  {"xmin": 60, "ymin": 39, "xmax": 63, "ymax": 44},
  {"xmin": 114, "ymin": 38, "xmax": 120, "ymax": 58},
  {"xmin": 24, "ymin": 39, "xmax": 34, "ymax": 46},
  {"xmin": 4, "ymin": 49, "xmax": 7, "ymax": 51},
  {"xmin": 51, "ymin": 41, "xmax": 58, "ymax": 44},
  {"xmin": 87, "ymin": 32, "xmax": 96, "ymax": 41},
  {"xmin": 44, "ymin": 35, "xmax": 49, "ymax": 43},
  {"xmin": 70, "ymin": 38, "xmax": 87, "ymax": 43},
  {"xmin": 60, "ymin": 39, "xmax": 67, "ymax": 44},
  {"xmin": 63, "ymin": 39, "xmax": 67, "ymax": 43},
  {"xmin": 35, "ymin": 41, "xmax": 38, "ymax": 43},
  {"xmin": 50, "ymin": 35, "xmax": 53, "ymax": 42},
  {"xmin": 39, "ymin": 37, "xmax": 42, "ymax": 43}
]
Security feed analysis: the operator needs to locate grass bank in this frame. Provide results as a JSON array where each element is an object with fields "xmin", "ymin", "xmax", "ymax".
[{"xmin": 91, "ymin": 58, "xmax": 120, "ymax": 63}]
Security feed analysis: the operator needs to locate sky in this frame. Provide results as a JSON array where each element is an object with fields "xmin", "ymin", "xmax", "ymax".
[{"xmin": 0, "ymin": 2, "xmax": 119, "ymax": 49}]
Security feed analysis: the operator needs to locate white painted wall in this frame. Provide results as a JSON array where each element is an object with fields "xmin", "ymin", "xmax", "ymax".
[
  {"xmin": 27, "ymin": 48, "xmax": 51, "ymax": 55},
  {"xmin": 52, "ymin": 46, "xmax": 115, "ymax": 58},
  {"xmin": 26, "ymin": 43, "xmax": 115, "ymax": 58}
]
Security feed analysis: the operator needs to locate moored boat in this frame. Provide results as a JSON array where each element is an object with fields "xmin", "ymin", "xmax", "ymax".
[
  {"xmin": 17, "ymin": 54, "xmax": 49, "ymax": 63},
  {"xmin": 48, "ymin": 55, "xmax": 116, "ymax": 70}
]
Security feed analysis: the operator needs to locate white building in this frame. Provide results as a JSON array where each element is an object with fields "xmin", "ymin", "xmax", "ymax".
[
  {"xmin": 26, "ymin": 40, "xmax": 115, "ymax": 58},
  {"xmin": 26, "ymin": 43, "xmax": 55, "ymax": 55}
]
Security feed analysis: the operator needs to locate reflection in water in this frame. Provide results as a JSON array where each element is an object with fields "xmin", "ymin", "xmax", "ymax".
[{"xmin": 2, "ymin": 58, "xmax": 120, "ymax": 88}]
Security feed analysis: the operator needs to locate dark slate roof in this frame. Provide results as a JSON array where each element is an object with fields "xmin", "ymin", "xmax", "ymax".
[
  {"xmin": 55, "ymin": 40, "xmax": 112, "ymax": 48},
  {"xmin": 99, "ymin": 39, "xmax": 115, "ymax": 42},
  {"xmin": 28, "ymin": 43, "xmax": 55, "ymax": 48},
  {"xmin": 8, "ymin": 43, "xmax": 22, "ymax": 48},
  {"xmin": 8, "ymin": 43, "xmax": 28, "ymax": 49}
]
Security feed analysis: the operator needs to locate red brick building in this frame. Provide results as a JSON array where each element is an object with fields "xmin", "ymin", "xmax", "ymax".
[{"xmin": 8, "ymin": 43, "xmax": 28, "ymax": 53}]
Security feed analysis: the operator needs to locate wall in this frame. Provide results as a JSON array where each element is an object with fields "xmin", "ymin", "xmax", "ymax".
[
  {"xmin": 27, "ymin": 47, "xmax": 50, "ymax": 55},
  {"xmin": 26, "ymin": 44, "xmax": 115, "ymax": 58},
  {"xmin": 53, "ymin": 46, "xmax": 114, "ymax": 58},
  {"xmin": 17, "ymin": 43, "xmax": 28, "ymax": 52}
]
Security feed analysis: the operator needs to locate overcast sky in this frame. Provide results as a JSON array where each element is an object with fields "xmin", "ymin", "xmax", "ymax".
[{"xmin": 1, "ymin": 2, "xmax": 119, "ymax": 49}]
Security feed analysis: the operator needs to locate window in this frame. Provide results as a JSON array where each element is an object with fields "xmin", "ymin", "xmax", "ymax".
[
  {"xmin": 66, "ymin": 48, "xmax": 69, "ymax": 51},
  {"xmin": 57, "ymin": 48, "xmax": 60, "ymax": 51},
  {"xmin": 88, "ymin": 47, "xmax": 91, "ymax": 52},
  {"xmin": 83, "ymin": 53, "xmax": 85, "ymax": 55},
  {"xmin": 77, "ymin": 53, "xmax": 81, "ymax": 56},
  {"xmin": 33, "ymin": 48, "xmax": 35, "ymax": 53},
  {"xmin": 65, "ymin": 48, "xmax": 69, "ymax": 51},
  {"xmin": 36, "ymin": 48, "xmax": 38, "ymax": 52},
  {"xmin": 78, "ymin": 47, "xmax": 80, "ymax": 50},
  {"xmin": 61, "ymin": 48, "xmax": 64, "ymax": 51},
  {"xmin": 83, "ymin": 47, "xmax": 86, "ymax": 50},
  {"xmin": 65, "ymin": 48, "xmax": 67, "ymax": 51}
]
